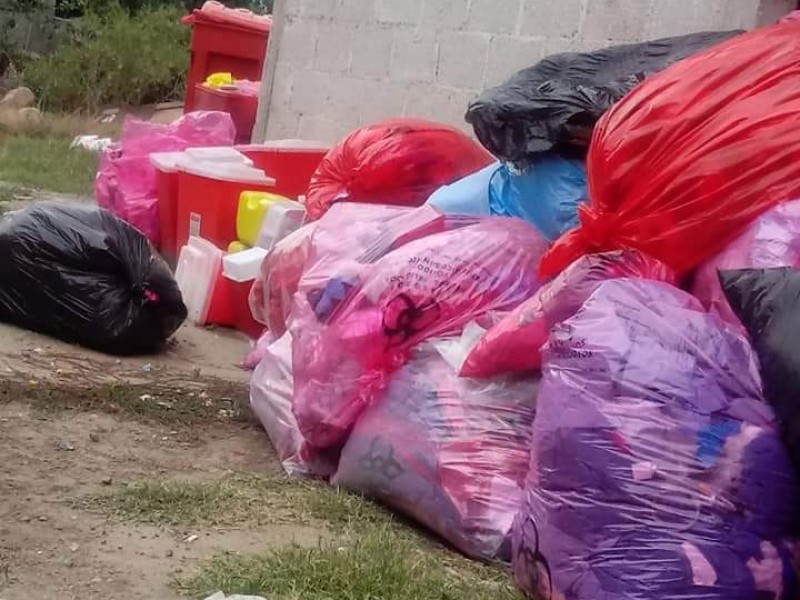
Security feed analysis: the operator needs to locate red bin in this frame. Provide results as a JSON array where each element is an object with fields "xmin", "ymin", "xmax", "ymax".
[
  {"xmin": 238, "ymin": 140, "xmax": 330, "ymax": 199},
  {"xmin": 150, "ymin": 152, "xmax": 184, "ymax": 266},
  {"xmin": 194, "ymin": 83, "xmax": 259, "ymax": 144},
  {"xmin": 182, "ymin": 1, "xmax": 271, "ymax": 112},
  {"xmin": 176, "ymin": 160, "xmax": 275, "ymax": 252}
]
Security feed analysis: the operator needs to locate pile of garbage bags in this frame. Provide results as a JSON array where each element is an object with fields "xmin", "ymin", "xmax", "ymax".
[{"xmin": 246, "ymin": 18, "xmax": 800, "ymax": 599}]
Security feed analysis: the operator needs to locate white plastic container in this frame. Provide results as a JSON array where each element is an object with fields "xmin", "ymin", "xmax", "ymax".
[
  {"xmin": 175, "ymin": 236, "xmax": 223, "ymax": 324},
  {"xmin": 255, "ymin": 200, "xmax": 306, "ymax": 251},
  {"xmin": 222, "ymin": 247, "xmax": 268, "ymax": 282}
]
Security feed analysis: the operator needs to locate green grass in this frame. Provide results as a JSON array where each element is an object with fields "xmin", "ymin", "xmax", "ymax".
[
  {"xmin": 176, "ymin": 524, "xmax": 523, "ymax": 600},
  {"xmin": 86, "ymin": 476, "xmax": 525, "ymax": 600},
  {"xmin": 85, "ymin": 476, "xmax": 399, "ymax": 530},
  {"xmin": 0, "ymin": 133, "xmax": 97, "ymax": 195}
]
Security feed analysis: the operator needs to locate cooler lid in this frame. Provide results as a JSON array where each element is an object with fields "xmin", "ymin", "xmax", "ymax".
[
  {"xmin": 183, "ymin": 1, "xmax": 272, "ymax": 33},
  {"xmin": 184, "ymin": 146, "xmax": 253, "ymax": 165},
  {"xmin": 238, "ymin": 139, "xmax": 330, "ymax": 154},
  {"xmin": 179, "ymin": 159, "xmax": 276, "ymax": 186},
  {"xmin": 149, "ymin": 151, "xmax": 185, "ymax": 173}
]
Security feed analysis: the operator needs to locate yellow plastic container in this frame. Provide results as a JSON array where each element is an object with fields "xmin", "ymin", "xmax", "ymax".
[
  {"xmin": 227, "ymin": 240, "xmax": 249, "ymax": 254},
  {"xmin": 236, "ymin": 190, "xmax": 292, "ymax": 247},
  {"xmin": 204, "ymin": 72, "xmax": 235, "ymax": 88}
]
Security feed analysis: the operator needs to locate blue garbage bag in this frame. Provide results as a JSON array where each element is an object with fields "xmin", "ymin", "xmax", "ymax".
[
  {"xmin": 426, "ymin": 162, "xmax": 500, "ymax": 216},
  {"xmin": 489, "ymin": 156, "xmax": 587, "ymax": 242}
]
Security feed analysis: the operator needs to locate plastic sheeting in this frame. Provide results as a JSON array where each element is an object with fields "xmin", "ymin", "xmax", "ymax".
[
  {"xmin": 465, "ymin": 31, "xmax": 740, "ymax": 167},
  {"xmin": 722, "ymin": 268, "xmax": 800, "ymax": 471},
  {"xmin": 513, "ymin": 279, "xmax": 800, "ymax": 600},
  {"xmin": 0, "ymin": 204, "xmax": 187, "ymax": 354},
  {"xmin": 304, "ymin": 118, "xmax": 493, "ymax": 221},
  {"xmin": 461, "ymin": 250, "xmax": 675, "ymax": 378},
  {"xmin": 488, "ymin": 157, "xmax": 587, "ymax": 242},
  {"xmin": 333, "ymin": 340, "xmax": 538, "ymax": 561},
  {"xmin": 249, "ymin": 333, "xmax": 336, "ymax": 478},
  {"xmin": 540, "ymin": 23, "xmax": 800, "ymax": 278},
  {"xmin": 691, "ymin": 200, "xmax": 800, "ymax": 331},
  {"xmin": 95, "ymin": 111, "xmax": 236, "ymax": 246},
  {"xmin": 291, "ymin": 218, "xmax": 549, "ymax": 450}
]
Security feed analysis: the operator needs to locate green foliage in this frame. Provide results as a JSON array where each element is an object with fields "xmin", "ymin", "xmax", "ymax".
[{"xmin": 24, "ymin": 3, "xmax": 190, "ymax": 112}]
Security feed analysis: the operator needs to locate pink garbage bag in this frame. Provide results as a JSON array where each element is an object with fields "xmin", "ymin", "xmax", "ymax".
[
  {"xmin": 461, "ymin": 250, "xmax": 676, "ymax": 378},
  {"xmin": 691, "ymin": 199, "xmax": 800, "ymax": 331},
  {"xmin": 94, "ymin": 111, "xmax": 236, "ymax": 246},
  {"xmin": 250, "ymin": 204, "xmax": 470, "ymax": 337},
  {"xmin": 249, "ymin": 333, "xmax": 336, "ymax": 478},
  {"xmin": 291, "ymin": 217, "xmax": 549, "ymax": 450},
  {"xmin": 333, "ymin": 340, "xmax": 539, "ymax": 561}
]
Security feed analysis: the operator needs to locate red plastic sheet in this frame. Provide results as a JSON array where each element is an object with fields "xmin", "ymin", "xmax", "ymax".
[
  {"xmin": 304, "ymin": 118, "xmax": 493, "ymax": 221},
  {"xmin": 539, "ymin": 23, "xmax": 800, "ymax": 278}
]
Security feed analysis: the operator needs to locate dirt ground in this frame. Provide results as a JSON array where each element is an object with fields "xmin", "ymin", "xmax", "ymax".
[{"xmin": 0, "ymin": 322, "xmax": 318, "ymax": 600}]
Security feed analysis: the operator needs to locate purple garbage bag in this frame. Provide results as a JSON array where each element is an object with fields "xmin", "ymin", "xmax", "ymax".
[
  {"xmin": 691, "ymin": 199, "xmax": 800, "ymax": 332},
  {"xmin": 513, "ymin": 279, "xmax": 800, "ymax": 600},
  {"xmin": 333, "ymin": 340, "xmax": 539, "ymax": 561}
]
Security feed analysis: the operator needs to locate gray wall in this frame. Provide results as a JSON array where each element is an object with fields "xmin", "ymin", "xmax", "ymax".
[{"xmin": 255, "ymin": 0, "xmax": 796, "ymax": 144}]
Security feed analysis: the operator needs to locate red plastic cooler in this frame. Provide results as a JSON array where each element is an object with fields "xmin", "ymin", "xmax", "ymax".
[
  {"xmin": 150, "ymin": 152, "xmax": 184, "ymax": 266},
  {"xmin": 182, "ymin": 1, "xmax": 271, "ymax": 111},
  {"xmin": 175, "ymin": 160, "xmax": 275, "ymax": 252},
  {"xmin": 238, "ymin": 140, "xmax": 330, "ymax": 198}
]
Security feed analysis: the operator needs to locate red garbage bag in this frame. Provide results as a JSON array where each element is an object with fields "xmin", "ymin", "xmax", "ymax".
[
  {"xmin": 539, "ymin": 23, "xmax": 800, "ymax": 278},
  {"xmin": 291, "ymin": 218, "xmax": 549, "ymax": 449},
  {"xmin": 304, "ymin": 118, "xmax": 493, "ymax": 221},
  {"xmin": 461, "ymin": 250, "xmax": 675, "ymax": 378}
]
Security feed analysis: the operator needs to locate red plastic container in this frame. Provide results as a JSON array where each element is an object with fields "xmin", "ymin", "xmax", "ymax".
[
  {"xmin": 194, "ymin": 84, "xmax": 258, "ymax": 144},
  {"xmin": 176, "ymin": 160, "xmax": 276, "ymax": 252},
  {"xmin": 182, "ymin": 1, "xmax": 271, "ymax": 111},
  {"xmin": 238, "ymin": 140, "xmax": 330, "ymax": 199},
  {"xmin": 150, "ymin": 152, "xmax": 184, "ymax": 265},
  {"xmin": 227, "ymin": 278, "xmax": 264, "ymax": 339}
]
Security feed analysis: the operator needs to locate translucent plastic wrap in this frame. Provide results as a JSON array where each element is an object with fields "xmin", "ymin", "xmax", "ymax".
[
  {"xmin": 304, "ymin": 118, "xmax": 493, "ymax": 221},
  {"xmin": 292, "ymin": 218, "xmax": 549, "ymax": 450},
  {"xmin": 95, "ymin": 111, "xmax": 236, "ymax": 245},
  {"xmin": 540, "ymin": 23, "xmax": 800, "ymax": 278},
  {"xmin": 0, "ymin": 204, "xmax": 187, "ymax": 354},
  {"xmin": 249, "ymin": 204, "xmax": 455, "ymax": 337},
  {"xmin": 461, "ymin": 250, "xmax": 675, "ymax": 378},
  {"xmin": 465, "ymin": 31, "xmax": 740, "ymax": 166},
  {"xmin": 692, "ymin": 200, "xmax": 800, "ymax": 331},
  {"xmin": 513, "ymin": 279, "xmax": 800, "ymax": 600},
  {"xmin": 722, "ymin": 268, "xmax": 800, "ymax": 471},
  {"xmin": 249, "ymin": 333, "xmax": 335, "ymax": 478},
  {"xmin": 333, "ymin": 340, "xmax": 538, "ymax": 561}
]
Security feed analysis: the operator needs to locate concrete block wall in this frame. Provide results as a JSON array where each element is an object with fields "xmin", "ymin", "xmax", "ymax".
[{"xmin": 258, "ymin": 0, "xmax": 796, "ymax": 144}]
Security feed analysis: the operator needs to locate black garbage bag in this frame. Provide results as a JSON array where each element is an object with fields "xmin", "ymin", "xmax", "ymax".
[
  {"xmin": 465, "ymin": 30, "xmax": 741, "ymax": 166},
  {"xmin": 721, "ymin": 267, "xmax": 800, "ymax": 468},
  {"xmin": 0, "ymin": 203, "xmax": 187, "ymax": 355}
]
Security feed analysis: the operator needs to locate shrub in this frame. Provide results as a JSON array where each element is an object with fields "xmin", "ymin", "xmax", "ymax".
[{"xmin": 24, "ymin": 4, "xmax": 190, "ymax": 112}]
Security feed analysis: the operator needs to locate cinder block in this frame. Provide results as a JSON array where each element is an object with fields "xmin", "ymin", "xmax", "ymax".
[
  {"xmin": 420, "ymin": 0, "xmax": 470, "ymax": 31},
  {"xmin": 335, "ymin": 0, "xmax": 377, "ymax": 23},
  {"xmin": 437, "ymin": 31, "xmax": 490, "ymax": 89},
  {"xmin": 520, "ymin": 0, "xmax": 584, "ymax": 39},
  {"xmin": 468, "ymin": 0, "xmax": 522, "ymax": 34},
  {"xmin": 757, "ymin": 0, "xmax": 796, "ymax": 25},
  {"xmin": 313, "ymin": 21, "xmax": 353, "ymax": 73},
  {"xmin": 277, "ymin": 16, "xmax": 318, "ymax": 69},
  {"xmin": 264, "ymin": 99, "xmax": 301, "ymax": 140},
  {"xmin": 301, "ymin": 0, "xmax": 338, "ymax": 20},
  {"xmin": 289, "ymin": 70, "xmax": 333, "ymax": 114},
  {"xmin": 645, "ymin": 0, "xmax": 705, "ymax": 39},
  {"xmin": 720, "ymin": 0, "xmax": 762, "ymax": 28},
  {"xmin": 350, "ymin": 26, "xmax": 393, "ymax": 78},
  {"xmin": 352, "ymin": 78, "xmax": 409, "ymax": 123},
  {"xmin": 484, "ymin": 34, "xmax": 545, "ymax": 88},
  {"xmin": 581, "ymin": 0, "xmax": 648, "ymax": 42},
  {"xmin": 282, "ymin": 0, "xmax": 302, "ymax": 18},
  {"xmin": 542, "ymin": 36, "xmax": 608, "ymax": 57},
  {"xmin": 389, "ymin": 28, "xmax": 439, "ymax": 82},
  {"xmin": 298, "ymin": 115, "xmax": 350, "ymax": 144},
  {"xmin": 404, "ymin": 84, "xmax": 475, "ymax": 131},
  {"xmin": 377, "ymin": 0, "xmax": 423, "ymax": 25}
]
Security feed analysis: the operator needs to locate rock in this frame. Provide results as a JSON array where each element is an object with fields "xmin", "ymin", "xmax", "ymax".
[
  {"xmin": 165, "ymin": 549, "xmax": 173, "ymax": 558},
  {"xmin": 0, "ymin": 87, "xmax": 35, "ymax": 110},
  {"xmin": 89, "ymin": 432, "xmax": 100, "ymax": 443},
  {"xmin": 0, "ymin": 106, "xmax": 43, "ymax": 133},
  {"xmin": 101, "ymin": 476, "xmax": 113, "ymax": 486},
  {"xmin": 38, "ymin": 515, "xmax": 48, "ymax": 522}
]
